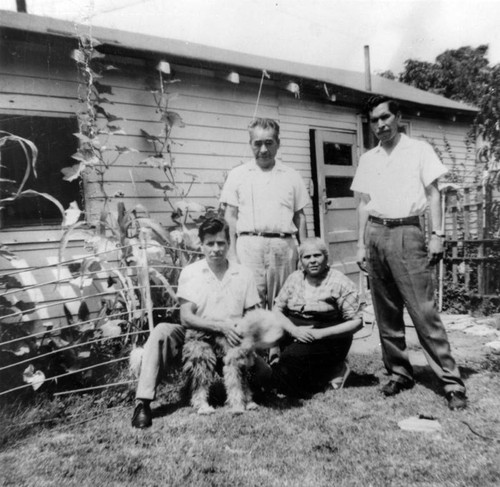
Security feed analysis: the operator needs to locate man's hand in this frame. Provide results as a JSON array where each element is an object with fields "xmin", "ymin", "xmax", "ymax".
[
  {"xmin": 428, "ymin": 234, "xmax": 444, "ymax": 266},
  {"xmin": 356, "ymin": 246, "xmax": 367, "ymax": 273},
  {"xmin": 220, "ymin": 326, "xmax": 242, "ymax": 347},
  {"xmin": 290, "ymin": 325, "xmax": 316, "ymax": 343}
]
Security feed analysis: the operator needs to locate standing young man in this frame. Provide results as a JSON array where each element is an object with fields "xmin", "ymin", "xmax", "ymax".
[
  {"xmin": 131, "ymin": 217, "xmax": 260, "ymax": 428},
  {"xmin": 351, "ymin": 95, "xmax": 467, "ymax": 410},
  {"xmin": 220, "ymin": 118, "xmax": 310, "ymax": 310}
]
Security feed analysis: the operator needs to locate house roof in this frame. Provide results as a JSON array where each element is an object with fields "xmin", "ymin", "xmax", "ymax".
[{"xmin": 0, "ymin": 10, "xmax": 478, "ymax": 117}]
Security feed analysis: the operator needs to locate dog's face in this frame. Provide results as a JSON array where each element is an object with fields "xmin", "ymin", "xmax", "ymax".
[{"xmin": 233, "ymin": 309, "xmax": 284, "ymax": 349}]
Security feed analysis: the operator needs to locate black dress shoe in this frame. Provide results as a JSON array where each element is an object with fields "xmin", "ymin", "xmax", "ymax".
[
  {"xmin": 381, "ymin": 379, "xmax": 414, "ymax": 396},
  {"xmin": 446, "ymin": 391, "xmax": 467, "ymax": 411},
  {"xmin": 131, "ymin": 402, "xmax": 152, "ymax": 429}
]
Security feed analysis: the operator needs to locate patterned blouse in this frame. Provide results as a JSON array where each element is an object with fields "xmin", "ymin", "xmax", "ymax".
[{"xmin": 274, "ymin": 267, "xmax": 360, "ymax": 326}]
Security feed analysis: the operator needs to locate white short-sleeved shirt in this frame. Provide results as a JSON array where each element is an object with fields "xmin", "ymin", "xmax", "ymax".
[
  {"xmin": 220, "ymin": 160, "xmax": 310, "ymax": 234},
  {"xmin": 351, "ymin": 134, "xmax": 447, "ymax": 218},
  {"xmin": 176, "ymin": 258, "xmax": 260, "ymax": 322}
]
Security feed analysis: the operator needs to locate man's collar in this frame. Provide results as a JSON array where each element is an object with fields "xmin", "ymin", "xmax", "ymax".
[
  {"xmin": 373, "ymin": 133, "xmax": 409, "ymax": 153},
  {"xmin": 200, "ymin": 258, "xmax": 237, "ymax": 275},
  {"xmin": 249, "ymin": 159, "xmax": 284, "ymax": 171}
]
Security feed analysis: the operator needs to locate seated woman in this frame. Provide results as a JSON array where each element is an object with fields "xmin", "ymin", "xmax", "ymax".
[{"xmin": 271, "ymin": 237, "xmax": 363, "ymax": 397}]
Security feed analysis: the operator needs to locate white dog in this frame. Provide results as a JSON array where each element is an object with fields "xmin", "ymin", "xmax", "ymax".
[{"xmin": 182, "ymin": 309, "xmax": 284, "ymax": 414}]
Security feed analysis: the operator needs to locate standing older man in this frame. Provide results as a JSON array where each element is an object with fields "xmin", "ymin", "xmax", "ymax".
[
  {"xmin": 220, "ymin": 118, "xmax": 310, "ymax": 311},
  {"xmin": 351, "ymin": 95, "xmax": 467, "ymax": 410}
]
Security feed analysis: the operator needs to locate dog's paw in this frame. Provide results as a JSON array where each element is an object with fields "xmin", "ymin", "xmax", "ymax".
[
  {"xmin": 197, "ymin": 404, "xmax": 215, "ymax": 415},
  {"xmin": 246, "ymin": 401, "xmax": 259, "ymax": 411},
  {"xmin": 229, "ymin": 405, "xmax": 246, "ymax": 415}
]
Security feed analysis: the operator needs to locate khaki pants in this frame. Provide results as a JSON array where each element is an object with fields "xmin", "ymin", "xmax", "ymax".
[
  {"xmin": 236, "ymin": 235, "xmax": 297, "ymax": 309},
  {"xmin": 135, "ymin": 323, "xmax": 185, "ymax": 401}
]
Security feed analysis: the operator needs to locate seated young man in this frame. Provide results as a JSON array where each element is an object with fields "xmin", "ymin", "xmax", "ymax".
[{"xmin": 132, "ymin": 217, "xmax": 260, "ymax": 428}]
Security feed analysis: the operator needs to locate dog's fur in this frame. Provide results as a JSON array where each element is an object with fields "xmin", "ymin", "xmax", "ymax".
[{"xmin": 182, "ymin": 309, "xmax": 284, "ymax": 414}]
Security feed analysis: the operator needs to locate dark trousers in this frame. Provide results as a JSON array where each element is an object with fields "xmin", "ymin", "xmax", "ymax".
[
  {"xmin": 272, "ymin": 334, "xmax": 352, "ymax": 398},
  {"xmin": 366, "ymin": 222, "xmax": 465, "ymax": 393}
]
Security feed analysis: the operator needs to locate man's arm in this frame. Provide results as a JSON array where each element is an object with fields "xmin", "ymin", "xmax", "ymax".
[
  {"xmin": 293, "ymin": 209, "xmax": 307, "ymax": 243},
  {"xmin": 180, "ymin": 299, "xmax": 241, "ymax": 346},
  {"xmin": 426, "ymin": 180, "xmax": 444, "ymax": 264},
  {"xmin": 223, "ymin": 203, "xmax": 239, "ymax": 262},
  {"xmin": 355, "ymin": 192, "xmax": 371, "ymax": 265}
]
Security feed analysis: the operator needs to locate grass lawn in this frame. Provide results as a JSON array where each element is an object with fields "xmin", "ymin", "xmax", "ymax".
[{"xmin": 1, "ymin": 343, "xmax": 500, "ymax": 486}]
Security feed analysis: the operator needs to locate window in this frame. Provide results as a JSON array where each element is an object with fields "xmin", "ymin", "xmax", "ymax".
[
  {"xmin": 322, "ymin": 140, "xmax": 356, "ymax": 198},
  {"xmin": 323, "ymin": 141, "xmax": 352, "ymax": 166},
  {"xmin": 325, "ymin": 176, "xmax": 354, "ymax": 198},
  {"xmin": 0, "ymin": 115, "xmax": 82, "ymax": 227}
]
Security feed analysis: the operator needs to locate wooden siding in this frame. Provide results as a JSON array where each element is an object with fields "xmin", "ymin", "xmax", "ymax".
[
  {"xmin": 410, "ymin": 118, "xmax": 476, "ymax": 186},
  {"xmin": 410, "ymin": 117, "xmax": 478, "ymax": 236},
  {"xmin": 0, "ymin": 34, "xmax": 476, "ymax": 324},
  {"xmin": 0, "ymin": 36, "xmax": 310, "ymax": 325}
]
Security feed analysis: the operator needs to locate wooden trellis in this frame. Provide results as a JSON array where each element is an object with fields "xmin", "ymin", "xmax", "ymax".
[{"xmin": 443, "ymin": 186, "xmax": 500, "ymax": 296}]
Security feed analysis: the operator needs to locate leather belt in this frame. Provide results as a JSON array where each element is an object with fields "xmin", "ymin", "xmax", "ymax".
[
  {"xmin": 368, "ymin": 215, "xmax": 420, "ymax": 227},
  {"xmin": 238, "ymin": 231, "xmax": 294, "ymax": 238}
]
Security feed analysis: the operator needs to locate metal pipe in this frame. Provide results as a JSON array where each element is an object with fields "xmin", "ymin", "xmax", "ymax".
[
  {"xmin": 364, "ymin": 45, "xmax": 372, "ymax": 92},
  {"xmin": 16, "ymin": 0, "xmax": 27, "ymax": 13}
]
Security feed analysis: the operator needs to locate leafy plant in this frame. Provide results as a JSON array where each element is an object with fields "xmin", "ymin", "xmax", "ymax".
[
  {"xmin": 397, "ymin": 45, "xmax": 500, "ymax": 236},
  {"xmin": 1, "ymin": 34, "xmax": 226, "ymax": 399}
]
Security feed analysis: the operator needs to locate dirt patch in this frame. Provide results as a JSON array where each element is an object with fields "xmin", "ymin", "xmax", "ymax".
[{"xmin": 351, "ymin": 312, "xmax": 500, "ymax": 368}]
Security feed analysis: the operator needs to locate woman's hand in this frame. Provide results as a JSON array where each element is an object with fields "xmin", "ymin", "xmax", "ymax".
[
  {"xmin": 290, "ymin": 325, "xmax": 316, "ymax": 343},
  {"xmin": 220, "ymin": 325, "xmax": 242, "ymax": 347}
]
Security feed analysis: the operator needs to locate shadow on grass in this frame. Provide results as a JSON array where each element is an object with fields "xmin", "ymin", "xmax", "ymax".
[
  {"xmin": 151, "ymin": 401, "xmax": 186, "ymax": 418},
  {"xmin": 151, "ymin": 378, "xmax": 306, "ymax": 421},
  {"xmin": 458, "ymin": 365, "xmax": 480, "ymax": 380},
  {"xmin": 410, "ymin": 363, "xmax": 479, "ymax": 395},
  {"xmin": 347, "ymin": 371, "xmax": 379, "ymax": 388}
]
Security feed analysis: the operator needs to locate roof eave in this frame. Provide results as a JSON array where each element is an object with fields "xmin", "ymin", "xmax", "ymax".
[{"xmin": 0, "ymin": 10, "xmax": 479, "ymax": 119}]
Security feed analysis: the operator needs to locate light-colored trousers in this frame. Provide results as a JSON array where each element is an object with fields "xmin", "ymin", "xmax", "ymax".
[
  {"xmin": 236, "ymin": 235, "xmax": 298, "ymax": 309},
  {"xmin": 365, "ymin": 222, "xmax": 465, "ymax": 393},
  {"xmin": 135, "ymin": 323, "xmax": 185, "ymax": 401}
]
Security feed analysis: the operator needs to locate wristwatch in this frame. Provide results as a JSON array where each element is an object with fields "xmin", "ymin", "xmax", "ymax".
[{"xmin": 431, "ymin": 231, "xmax": 445, "ymax": 238}]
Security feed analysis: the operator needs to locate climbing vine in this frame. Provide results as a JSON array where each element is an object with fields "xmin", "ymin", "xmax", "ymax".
[{"xmin": 67, "ymin": 35, "xmax": 137, "ymax": 205}]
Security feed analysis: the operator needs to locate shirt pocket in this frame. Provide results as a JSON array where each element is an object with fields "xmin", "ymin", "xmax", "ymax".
[
  {"xmin": 276, "ymin": 184, "xmax": 294, "ymax": 210},
  {"xmin": 236, "ymin": 182, "xmax": 252, "ymax": 207}
]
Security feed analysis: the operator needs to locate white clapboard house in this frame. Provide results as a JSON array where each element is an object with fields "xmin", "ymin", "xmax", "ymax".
[{"xmin": 0, "ymin": 11, "xmax": 477, "ymax": 324}]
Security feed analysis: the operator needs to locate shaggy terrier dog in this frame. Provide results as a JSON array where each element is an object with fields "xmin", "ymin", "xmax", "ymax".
[{"xmin": 182, "ymin": 309, "xmax": 284, "ymax": 414}]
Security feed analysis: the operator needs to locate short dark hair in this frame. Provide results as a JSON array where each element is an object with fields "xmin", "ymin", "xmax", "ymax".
[
  {"xmin": 198, "ymin": 217, "xmax": 230, "ymax": 243},
  {"xmin": 365, "ymin": 95, "xmax": 401, "ymax": 117},
  {"xmin": 248, "ymin": 118, "xmax": 280, "ymax": 141}
]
